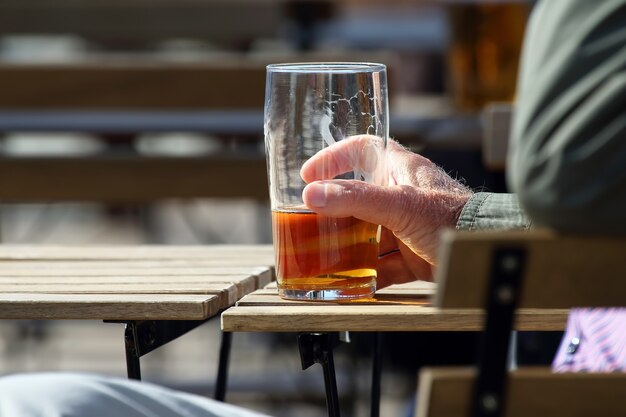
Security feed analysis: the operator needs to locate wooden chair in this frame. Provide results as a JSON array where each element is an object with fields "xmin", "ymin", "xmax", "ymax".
[
  {"xmin": 0, "ymin": 59, "xmax": 271, "ymax": 202},
  {"xmin": 0, "ymin": 51, "xmax": 396, "ymax": 203},
  {"xmin": 482, "ymin": 103, "xmax": 513, "ymax": 172},
  {"xmin": 417, "ymin": 230, "xmax": 626, "ymax": 417}
]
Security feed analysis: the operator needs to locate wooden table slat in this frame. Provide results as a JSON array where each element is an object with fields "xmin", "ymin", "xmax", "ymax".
[
  {"xmin": 0, "ymin": 273, "xmax": 256, "ymax": 284},
  {"xmin": 0, "ymin": 293, "xmax": 220, "ymax": 320},
  {"xmin": 235, "ymin": 292, "xmax": 432, "ymax": 307},
  {"xmin": 0, "ymin": 282, "xmax": 239, "ymax": 308},
  {"xmin": 0, "ymin": 265, "xmax": 273, "ymax": 289},
  {"xmin": 0, "ymin": 264, "xmax": 270, "ymax": 273},
  {"xmin": 0, "ymin": 245, "xmax": 274, "ymax": 261}
]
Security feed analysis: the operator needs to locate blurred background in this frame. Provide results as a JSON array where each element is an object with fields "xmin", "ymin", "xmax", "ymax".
[{"xmin": 0, "ymin": 0, "xmax": 537, "ymax": 416}]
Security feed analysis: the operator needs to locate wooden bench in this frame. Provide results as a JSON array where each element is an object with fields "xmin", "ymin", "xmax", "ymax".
[
  {"xmin": 417, "ymin": 230, "xmax": 626, "ymax": 417},
  {"xmin": 0, "ymin": 52, "xmax": 396, "ymax": 202},
  {"xmin": 0, "ymin": 58, "xmax": 270, "ymax": 202}
]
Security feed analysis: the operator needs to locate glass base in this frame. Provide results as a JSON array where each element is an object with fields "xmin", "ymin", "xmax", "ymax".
[{"xmin": 278, "ymin": 278, "xmax": 376, "ymax": 301}]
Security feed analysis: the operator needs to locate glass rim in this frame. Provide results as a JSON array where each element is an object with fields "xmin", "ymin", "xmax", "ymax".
[{"xmin": 266, "ymin": 62, "xmax": 386, "ymax": 73}]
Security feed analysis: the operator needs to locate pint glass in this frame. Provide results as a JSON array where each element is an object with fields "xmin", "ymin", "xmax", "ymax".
[{"xmin": 264, "ymin": 63, "xmax": 388, "ymax": 300}]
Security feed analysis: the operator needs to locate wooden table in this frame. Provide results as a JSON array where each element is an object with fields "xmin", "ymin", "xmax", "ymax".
[
  {"xmin": 222, "ymin": 280, "xmax": 568, "ymax": 332},
  {"xmin": 0, "ymin": 244, "xmax": 274, "ymax": 392},
  {"xmin": 222, "ymin": 280, "xmax": 569, "ymax": 417}
]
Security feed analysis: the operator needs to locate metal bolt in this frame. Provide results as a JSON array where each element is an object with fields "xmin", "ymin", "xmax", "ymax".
[
  {"xmin": 501, "ymin": 255, "xmax": 519, "ymax": 273},
  {"xmin": 481, "ymin": 393, "xmax": 499, "ymax": 413},
  {"xmin": 496, "ymin": 284, "xmax": 514, "ymax": 304}
]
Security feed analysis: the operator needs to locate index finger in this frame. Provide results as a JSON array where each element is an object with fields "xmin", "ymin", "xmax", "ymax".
[{"xmin": 300, "ymin": 135, "xmax": 385, "ymax": 183}]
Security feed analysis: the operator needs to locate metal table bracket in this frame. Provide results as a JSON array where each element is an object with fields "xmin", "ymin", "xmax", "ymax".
[
  {"xmin": 105, "ymin": 319, "xmax": 210, "ymax": 380},
  {"xmin": 298, "ymin": 332, "xmax": 344, "ymax": 417}
]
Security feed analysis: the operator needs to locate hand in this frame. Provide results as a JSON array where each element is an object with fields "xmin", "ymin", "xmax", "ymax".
[{"xmin": 300, "ymin": 135, "xmax": 472, "ymax": 286}]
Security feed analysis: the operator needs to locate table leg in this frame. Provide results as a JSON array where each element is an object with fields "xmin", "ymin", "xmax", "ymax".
[
  {"xmin": 125, "ymin": 322, "xmax": 142, "ymax": 380},
  {"xmin": 298, "ymin": 332, "xmax": 341, "ymax": 417},
  {"xmin": 370, "ymin": 332, "xmax": 383, "ymax": 417},
  {"xmin": 214, "ymin": 331, "xmax": 232, "ymax": 401}
]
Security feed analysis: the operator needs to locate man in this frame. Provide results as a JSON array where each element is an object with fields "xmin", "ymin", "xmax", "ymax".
[{"xmin": 1, "ymin": 0, "xmax": 624, "ymax": 414}]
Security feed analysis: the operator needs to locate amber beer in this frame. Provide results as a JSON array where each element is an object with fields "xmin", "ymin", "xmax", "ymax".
[
  {"xmin": 272, "ymin": 210, "xmax": 379, "ymax": 299},
  {"xmin": 447, "ymin": 1, "xmax": 529, "ymax": 111}
]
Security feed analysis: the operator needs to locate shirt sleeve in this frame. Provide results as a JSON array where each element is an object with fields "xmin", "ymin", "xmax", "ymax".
[
  {"xmin": 456, "ymin": 192, "xmax": 531, "ymax": 231},
  {"xmin": 507, "ymin": 0, "xmax": 626, "ymax": 233}
]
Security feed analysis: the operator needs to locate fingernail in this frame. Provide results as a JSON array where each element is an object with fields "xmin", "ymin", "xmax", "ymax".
[{"xmin": 305, "ymin": 183, "xmax": 327, "ymax": 208}]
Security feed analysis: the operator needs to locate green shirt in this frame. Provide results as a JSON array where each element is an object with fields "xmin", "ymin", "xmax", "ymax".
[
  {"xmin": 457, "ymin": 192, "xmax": 531, "ymax": 230},
  {"xmin": 457, "ymin": 0, "xmax": 626, "ymax": 232}
]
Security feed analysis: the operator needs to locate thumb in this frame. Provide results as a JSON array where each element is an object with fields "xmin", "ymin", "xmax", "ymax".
[{"xmin": 302, "ymin": 179, "xmax": 414, "ymax": 234}]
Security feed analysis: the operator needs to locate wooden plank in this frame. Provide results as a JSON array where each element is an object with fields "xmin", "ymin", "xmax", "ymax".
[
  {"xmin": 0, "ymin": 262, "xmax": 271, "ymax": 271},
  {"xmin": 375, "ymin": 280, "xmax": 436, "ymax": 298},
  {"xmin": 0, "ymin": 62, "xmax": 268, "ymax": 110},
  {"xmin": 0, "ymin": 52, "xmax": 395, "ymax": 111},
  {"xmin": 0, "ymin": 110, "xmax": 264, "ymax": 134},
  {"xmin": 0, "ymin": 282, "xmax": 233, "ymax": 293},
  {"xmin": 0, "ymin": 293, "xmax": 220, "ymax": 320},
  {"xmin": 221, "ymin": 305, "xmax": 568, "ymax": 332},
  {"xmin": 0, "ymin": 282, "xmax": 238, "ymax": 309},
  {"xmin": 259, "ymin": 279, "xmax": 432, "ymax": 295},
  {"xmin": 0, "ymin": 275, "xmax": 253, "ymax": 285},
  {"xmin": 0, "ymin": 245, "xmax": 274, "ymax": 260},
  {"xmin": 435, "ymin": 230, "xmax": 626, "ymax": 309},
  {"xmin": 0, "ymin": 274, "xmax": 255, "ymax": 304},
  {"xmin": 235, "ymin": 293, "xmax": 431, "ymax": 306},
  {"xmin": 417, "ymin": 367, "xmax": 626, "ymax": 417},
  {"xmin": 379, "ymin": 280, "xmax": 437, "ymax": 290},
  {"xmin": 0, "ymin": 266, "xmax": 273, "ymax": 290},
  {"xmin": 236, "ymin": 293, "xmax": 356, "ymax": 306},
  {"xmin": 0, "ymin": 274, "xmax": 253, "ymax": 283},
  {"xmin": 0, "ymin": 266, "xmax": 269, "ymax": 278},
  {"xmin": 235, "ymin": 287, "xmax": 432, "ymax": 306},
  {"xmin": 0, "ymin": 155, "xmax": 268, "ymax": 202},
  {"xmin": 0, "ymin": 2, "xmax": 286, "ymax": 45},
  {"xmin": 0, "ymin": 258, "xmax": 275, "ymax": 270}
]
